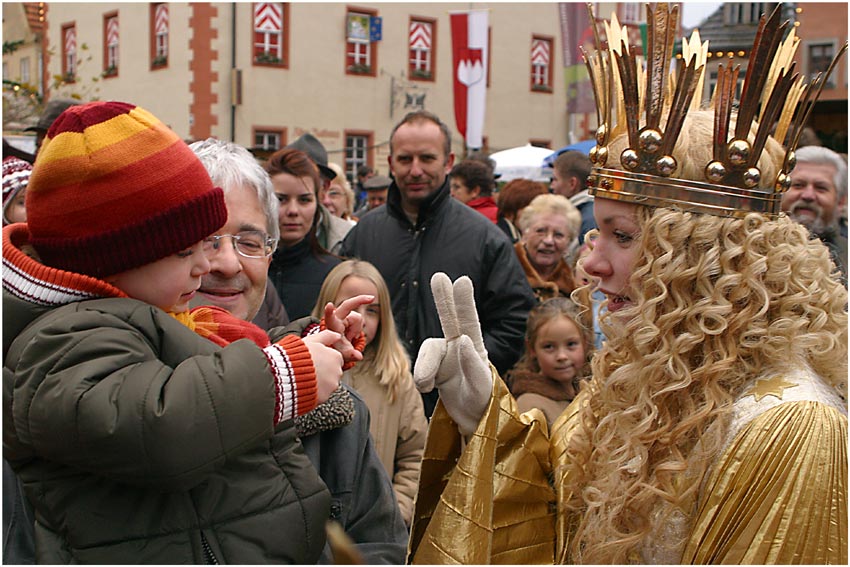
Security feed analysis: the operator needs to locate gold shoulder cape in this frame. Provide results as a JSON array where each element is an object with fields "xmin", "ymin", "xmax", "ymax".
[{"xmin": 408, "ymin": 367, "xmax": 847, "ymax": 564}]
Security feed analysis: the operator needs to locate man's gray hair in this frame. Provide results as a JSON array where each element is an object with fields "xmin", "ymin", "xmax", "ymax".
[
  {"xmin": 189, "ymin": 138, "xmax": 280, "ymax": 242},
  {"xmin": 795, "ymin": 145, "xmax": 848, "ymax": 203}
]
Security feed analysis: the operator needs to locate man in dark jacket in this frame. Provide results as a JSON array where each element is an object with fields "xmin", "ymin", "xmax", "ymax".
[{"xmin": 340, "ymin": 110, "xmax": 536, "ymax": 417}]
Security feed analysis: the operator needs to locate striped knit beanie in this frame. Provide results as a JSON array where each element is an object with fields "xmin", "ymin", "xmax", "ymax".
[
  {"xmin": 26, "ymin": 101, "xmax": 227, "ymax": 277},
  {"xmin": 3, "ymin": 156, "xmax": 32, "ymax": 220}
]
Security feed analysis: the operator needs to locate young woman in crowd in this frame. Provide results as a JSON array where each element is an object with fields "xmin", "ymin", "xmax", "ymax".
[
  {"xmin": 265, "ymin": 148, "xmax": 341, "ymax": 319},
  {"xmin": 313, "ymin": 260, "xmax": 428, "ymax": 527},
  {"xmin": 507, "ymin": 297, "xmax": 592, "ymax": 427}
]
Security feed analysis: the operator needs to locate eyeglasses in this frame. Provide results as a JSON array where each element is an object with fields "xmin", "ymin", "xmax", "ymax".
[{"xmin": 203, "ymin": 230, "xmax": 277, "ymax": 259}]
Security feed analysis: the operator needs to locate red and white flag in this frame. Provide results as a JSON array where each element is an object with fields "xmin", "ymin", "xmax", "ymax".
[{"xmin": 450, "ymin": 10, "xmax": 488, "ymax": 150}]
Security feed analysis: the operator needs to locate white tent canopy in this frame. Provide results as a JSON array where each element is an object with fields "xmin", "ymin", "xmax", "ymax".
[{"xmin": 489, "ymin": 144, "xmax": 554, "ymax": 182}]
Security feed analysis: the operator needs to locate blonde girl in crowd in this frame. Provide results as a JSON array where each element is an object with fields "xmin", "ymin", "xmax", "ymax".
[
  {"xmin": 313, "ymin": 260, "xmax": 427, "ymax": 526},
  {"xmin": 507, "ymin": 298, "xmax": 592, "ymax": 428}
]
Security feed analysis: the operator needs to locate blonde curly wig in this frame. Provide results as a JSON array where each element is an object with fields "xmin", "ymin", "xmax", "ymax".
[{"xmin": 564, "ymin": 111, "xmax": 848, "ymax": 563}]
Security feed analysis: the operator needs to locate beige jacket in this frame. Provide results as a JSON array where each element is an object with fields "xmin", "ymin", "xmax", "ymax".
[
  {"xmin": 516, "ymin": 393, "xmax": 569, "ymax": 429},
  {"xmin": 343, "ymin": 370, "xmax": 428, "ymax": 525}
]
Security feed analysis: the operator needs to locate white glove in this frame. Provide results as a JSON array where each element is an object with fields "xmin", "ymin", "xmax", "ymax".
[{"xmin": 414, "ymin": 273, "xmax": 493, "ymax": 436}]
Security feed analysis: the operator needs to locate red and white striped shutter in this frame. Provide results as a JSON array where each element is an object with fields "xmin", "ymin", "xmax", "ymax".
[
  {"xmin": 107, "ymin": 17, "xmax": 119, "ymax": 47},
  {"xmin": 409, "ymin": 21, "xmax": 432, "ymax": 51},
  {"xmin": 155, "ymin": 4, "xmax": 168, "ymax": 36},
  {"xmin": 531, "ymin": 38, "xmax": 550, "ymax": 67},
  {"xmin": 65, "ymin": 26, "xmax": 76, "ymax": 54},
  {"xmin": 254, "ymin": 2, "xmax": 282, "ymax": 33}
]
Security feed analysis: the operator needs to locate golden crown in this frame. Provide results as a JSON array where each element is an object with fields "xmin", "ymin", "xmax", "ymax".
[{"xmin": 583, "ymin": 3, "xmax": 847, "ymax": 218}]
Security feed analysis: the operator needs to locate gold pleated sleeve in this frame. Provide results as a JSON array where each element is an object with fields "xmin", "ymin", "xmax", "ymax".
[
  {"xmin": 408, "ymin": 368, "xmax": 557, "ymax": 564},
  {"xmin": 683, "ymin": 401, "xmax": 848, "ymax": 564}
]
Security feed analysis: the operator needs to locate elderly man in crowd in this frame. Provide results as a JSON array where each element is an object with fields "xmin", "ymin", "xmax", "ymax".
[
  {"xmin": 189, "ymin": 138, "xmax": 408, "ymax": 564},
  {"xmin": 781, "ymin": 145, "xmax": 848, "ymax": 284},
  {"xmin": 354, "ymin": 173, "xmax": 391, "ymax": 217}
]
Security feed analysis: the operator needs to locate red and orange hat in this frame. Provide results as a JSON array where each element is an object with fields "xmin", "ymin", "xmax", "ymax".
[{"xmin": 26, "ymin": 101, "xmax": 226, "ymax": 278}]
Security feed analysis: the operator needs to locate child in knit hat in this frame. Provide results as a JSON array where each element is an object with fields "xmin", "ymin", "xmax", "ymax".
[
  {"xmin": 2, "ymin": 155, "xmax": 31, "ymax": 225},
  {"xmin": 2, "ymin": 101, "xmax": 368, "ymax": 563}
]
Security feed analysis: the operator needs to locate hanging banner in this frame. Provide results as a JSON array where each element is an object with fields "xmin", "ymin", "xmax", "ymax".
[
  {"xmin": 450, "ymin": 10, "xmax": 488, "ymax": 150},
  {"xmin": 558, "ymin": 3, "xmax": 596, "ymax": 114}
]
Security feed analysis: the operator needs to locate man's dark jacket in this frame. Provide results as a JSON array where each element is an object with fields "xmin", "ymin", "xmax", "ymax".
[
  {"xmin": 301, "ymin": 387, "xmax": 408, "ymax": 564},
  {"xmin": 340, "ymin": 178, "xmax": 536, "ymax": 416}
]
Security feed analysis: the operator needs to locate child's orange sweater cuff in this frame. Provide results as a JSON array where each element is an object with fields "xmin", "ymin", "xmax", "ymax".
[{"xmin": 262, "ymin": 335, "xmax": 317, "ymax": 423}]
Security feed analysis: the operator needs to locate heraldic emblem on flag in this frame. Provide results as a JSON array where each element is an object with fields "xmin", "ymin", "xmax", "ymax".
[{"xmin": 450, "ymin": 10, "xmax": 489, "ymax": 150}]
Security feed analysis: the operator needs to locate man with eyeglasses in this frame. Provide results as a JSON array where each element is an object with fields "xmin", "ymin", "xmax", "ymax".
[{"xmin": 187, "ymin": 138, "xmax": 408, "ymax": 564}]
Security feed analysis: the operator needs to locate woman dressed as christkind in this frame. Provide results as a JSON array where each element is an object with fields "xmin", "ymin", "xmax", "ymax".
[{"xmin": 408, "ymin": 4, "xmax": 847, "ymax": 564}]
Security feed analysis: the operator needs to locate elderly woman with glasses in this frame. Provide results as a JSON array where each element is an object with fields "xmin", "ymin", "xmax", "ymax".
[
  {"xmin": 323, "ymin": 162, "xmax": 359, "ymax": 223},
  {"xmin": 514, "ymin": 193, "xmax": 581, "ymax": 303}
]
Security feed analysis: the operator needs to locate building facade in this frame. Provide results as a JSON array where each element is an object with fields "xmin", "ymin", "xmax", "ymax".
[
  {"xmin": 685, "ymin": 2, "xmax": 848, "ymax": 152},
  {"xmin": 14, "ymin": 2, "xmax": 588, "ymax": 178}
]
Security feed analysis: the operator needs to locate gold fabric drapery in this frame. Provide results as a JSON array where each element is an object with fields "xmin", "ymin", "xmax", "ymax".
[{"xmin": 409, "ymin": 367, "xmax": 848, "ymax": 564}]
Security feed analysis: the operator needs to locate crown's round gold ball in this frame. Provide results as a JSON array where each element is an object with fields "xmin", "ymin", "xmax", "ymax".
[
  {"xmin": 743, "ymin": 167, "xmax": 761, "ymax": 188},
  {"xmin": 775, "ymin": 172, "xmax": 792, "ymax": 193},
  {"xmin": 656, "ymin": 155, "xmax": 677, "ymax": 176},
  {"xmin": 727, "ymin": 139, "xmax": 751, "ymax": 166},
  {"xmin": 596, "ymin": 125, "xmax": 607, "ymax": 145},
  {"xmin": 639, "ymin": 129, "xmax": 662, "ymax": 153},
  {"xmin": 705, "ymin": 161, "xmax": 726, "ymax": 182},
  {"xmin": 621, "ymin": 149, "xmax": 640, "ymax": 170},
  {"xmin": 589, "ymin": 145, "xmax": 599, "ymax": 164},
  {"xmin": 786, "ymin": 151, "xmax": 796, "ymax": 171},
  {"xmin": 595, "ymin": 146, "xmax": 609, "ymax": 166}
]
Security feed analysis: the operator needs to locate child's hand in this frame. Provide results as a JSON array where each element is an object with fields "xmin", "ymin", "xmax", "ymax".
[
  {"xmin": 321, "ymin": 295, "xmax": 373, "ymax": 365},
  {"xmin": 302, "ymin": 330, "xmax": 344, "ymax": 404}
]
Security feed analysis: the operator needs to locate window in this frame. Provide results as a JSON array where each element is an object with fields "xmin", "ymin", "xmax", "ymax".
[
  {"xmin": 707, "ymin": 70, "xmax": 744, "ymax": 101},
  {"xmin": 151, "ymin": 3, "xmax": 169, "ymax": 68},
  {"xmin": 808, "ymin": 43, "xmax": 837, "ymax": 88},
  {"xmin": 254, "ymin": 129, "xmax": 284, "ymax": 151},
  {"xmin": 103, "ymin": 12, "xmax": 119, "ymax": 77},
  {"xmin": 20, "ymin": 57, "xmax": 30, "ymax": 84},
  {"xmin": 346, "ymin": 8, "xmax": 377, "ymax": 76},
  {"xmin": 253, "ymin": 2, "xmax": 288, "ymax": 67},
  {"xmin": 344, "ymin": 132, "xmax": 373, "ymax": 181},
  {"xmin": 409, "ymin": 17, "xmax": 435, "ymax": 81},
  {"xmin": 726, "ymin": 2, "xmax": 773, "ymax": 24},
  {"xmin": 62, "ymin": 23, "xmax": 77, "ymax": 81},
  {"xmin": 530, "ymin": 35, "xmax": 553, "ymax": 92}
]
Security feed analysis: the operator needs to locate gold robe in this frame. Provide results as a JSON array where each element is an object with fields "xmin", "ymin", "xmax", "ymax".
[{"xmin": 409, "ymin": 366, "xmax": 847, "ymax": 564}]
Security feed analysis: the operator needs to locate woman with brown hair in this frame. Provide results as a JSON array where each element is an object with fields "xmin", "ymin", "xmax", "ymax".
[
  {"xmin": 495, "ymin": 178, "xmax": 549, "ymax": 242},
  {"xmin": 266, "ymin": 148, "xmax": 340, "ymax": 319}
]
